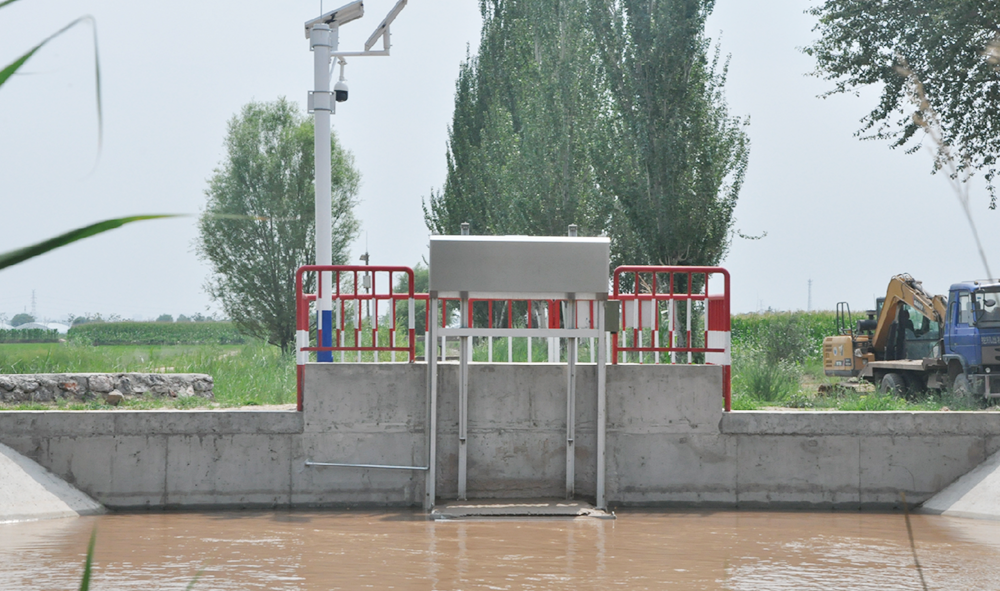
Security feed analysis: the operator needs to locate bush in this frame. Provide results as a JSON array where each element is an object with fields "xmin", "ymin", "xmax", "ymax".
[
  {"xmin": 731, "ymin": 310, "xmax": 837, "ymax": 365},
  {"xmin": 68, "ymin": 322, "xmax": 245, "ymax": 346},
  {"xmin": 732, "ymin": 348, "xmax": 801, "ymax": 403}
]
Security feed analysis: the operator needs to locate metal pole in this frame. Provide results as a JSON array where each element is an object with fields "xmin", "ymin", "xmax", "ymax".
[
  {"xmin": 458, "ymin": 294, "xmax": 469, "ymax": 500},
  {"xmin": 566, "ymin": 298, "xmax": 577, "ymax": 499},
  {"xmin": 311, "ymin": 23, "xmax": 335, "ymax": 362},
  {"xmin": 566, "ymin": 224, "xmax": 578, "ymax": 499},
  {"xmin": 426, "ymin": 297, "xmax": 438, "ymax": 510},
  {"xmin": 597, "ymin": 301, "xmax": 607, "ymax": 509}
]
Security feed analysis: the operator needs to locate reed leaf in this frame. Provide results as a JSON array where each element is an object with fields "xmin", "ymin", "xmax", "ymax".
[
  {"xmin": 0, "ymin": 215, "xmax": 179, "ymax": 271},
  {"xmin": 78, "ymin": 528, "xmax": 96, "ymax": 591},
  {"xmin": 0, "ymin": 15, "xmax": 102, "ymax": 150}
]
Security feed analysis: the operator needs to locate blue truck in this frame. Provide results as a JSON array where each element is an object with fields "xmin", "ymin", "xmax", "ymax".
[{"xmin": 824, "ymin": 275, "xmax": 1000, "ymax": 398}]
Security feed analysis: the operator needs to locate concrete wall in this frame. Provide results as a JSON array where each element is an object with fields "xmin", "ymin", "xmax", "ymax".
[
  {"xmin": 1, "ymin": 363, "xmax": 998, "ymax": 510},
  {"xmin": 0, "ymin": 410, "xmax": 302, "ymax": 508}
]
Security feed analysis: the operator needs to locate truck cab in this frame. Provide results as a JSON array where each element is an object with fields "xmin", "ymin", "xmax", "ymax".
[{"xmin": 943, "ymin": 280, "xmax": 1000, "ymax": 396}]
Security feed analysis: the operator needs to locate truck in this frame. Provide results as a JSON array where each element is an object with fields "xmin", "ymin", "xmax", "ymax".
[{"xmin": 823, "ymin": 274, "xmax": 1000, "ymax": 398}]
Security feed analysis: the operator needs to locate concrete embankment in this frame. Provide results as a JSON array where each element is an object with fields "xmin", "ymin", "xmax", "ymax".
[
  {"xmin": 0, "ymin": 443, "xmax": 104, "ymax": 523},
  {"xmin": 0, "ymin": 363, "xmax": 998, "ymax": 510},
  {"xmin": 921, "ymin": 450, "xmax": 1000, "ymax": 520}
]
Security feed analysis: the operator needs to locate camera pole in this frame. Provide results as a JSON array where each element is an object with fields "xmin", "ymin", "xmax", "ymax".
[
  {"xmin": 306, "ymin": 1, "xmax": 407, "ymax": 363},
  {"xmin": 310, "ymin": 23, "xmax": 335, "ymax": 362}
]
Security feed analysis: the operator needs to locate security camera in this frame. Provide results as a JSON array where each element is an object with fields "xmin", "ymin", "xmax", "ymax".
[
  {"xmin": 334, "ymin": 80, "xmax": 349, "ymax": 102},
  {"xmin": 334, "ymin": 58, "xmax": 349, "ymax": 102},
  {"xmin": 304, "ymin": 0, "xmax": 364, "ymax": 38}
]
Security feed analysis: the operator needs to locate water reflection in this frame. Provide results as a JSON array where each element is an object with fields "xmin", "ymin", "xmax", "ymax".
[{"xmin": 2, "ymin": 510, "xmax": 1000, "ymax": 590}]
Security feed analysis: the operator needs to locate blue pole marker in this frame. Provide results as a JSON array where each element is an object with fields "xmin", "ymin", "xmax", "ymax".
[{"xmin": 318, "ymin": 309, "xmax": 333, "ymax": 362}]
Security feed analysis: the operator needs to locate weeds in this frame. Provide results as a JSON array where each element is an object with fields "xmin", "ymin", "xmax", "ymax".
[{"xmin": 732, "ymin": 349, "xmax": 801, "ymax": 403}]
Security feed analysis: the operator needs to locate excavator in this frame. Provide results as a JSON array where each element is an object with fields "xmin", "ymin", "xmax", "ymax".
[{"xmin": 823, "ymin": 274, "xmax": 1000, "ymax": 397}]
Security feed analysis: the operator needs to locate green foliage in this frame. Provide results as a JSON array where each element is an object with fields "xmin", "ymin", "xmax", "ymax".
[
  {"xmin": 68, "ymin": 322, "xmax": 244, "ymax": 346},
  {"xmin": 10, "ymin": 312, "xmax": 34, "ymax": 327},
  {"xmin": 0, "ymin": 328, "xmax": 59, "ymax": 343},
  {"xmin": 732, "ymin": 349, "xmax": 801, "ymax": 403},
  {"xmin": 424, "ymin": 0, "xmax": 748, "ymax": 269},
  {"xmin": 0, "ymin": 6, "xmax": 181, "ymax": 270},
  {"xmin": 730, "ymin": 311, "xmax": 834, "ymax": 404},
  {"xmin": 156, "ymin": 314, "xmax": 174, "ymax": 323},
  {"xmin": 731, "ymin": 311, "xmax": 837, "ymax": 364},
  {"xmin": 79, "ymin": 528, "xmax": 95, "ymax": 591},
  {"xmin": 804, "ymin": 1, "xmax": 1000, "ymax": 208},
  {"xmin": 0, "ymin": 215, "xmax": 179, "ymax": 272},
  {"xmin": 589, "ymin": 0, "xmax": 750, "ymax": 268},
  {"xmin": 424, "ymin": 0, "xmax": 602, "ymax": 237},
  {"xmin": 197, "ymin": 98, "xmax": 359, "ymax": 354}
]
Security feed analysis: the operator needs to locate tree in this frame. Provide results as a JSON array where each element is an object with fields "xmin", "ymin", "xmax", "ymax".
[
  {"xmin": 588, "ymin": 0, "xmax": 749, "ymax": 269},
  {"xmin": 156, "ymin": 314, "xmax": 174, "ymax": 323},
  {"xmin": 10, "ymin": 313, "xmax": 34, "ymax": 327},
  {"xmin": 197, "ymin": 99, "xmax": 360, "ymax": 353},
  {"xmin": 425, "ymin": 0, "xmax": 748, "ymax": 273},
  {"xmin": 424, "ymin": 0, "xmax": 603, "ymax": 237},
  {"xmin": 804, "ymin": 1, "xmax": 1000, "ymax": 209}
]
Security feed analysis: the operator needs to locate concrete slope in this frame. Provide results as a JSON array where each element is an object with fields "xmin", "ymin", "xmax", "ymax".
[
  {"xmin": 0, "ymin": 443, "xmax": 104, "ymax": 523},
  {"xmin": 921, "ymin": 449, "xmax": 1000, "ymax": 521}
]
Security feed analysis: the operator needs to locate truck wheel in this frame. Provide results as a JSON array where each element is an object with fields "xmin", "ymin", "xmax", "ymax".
[
  {"xmin": 952, "ymin": 373, "xmax": 984, "ymax": 400},
  {"xmin": 953, "ymin": 373, "xmax": 971, "ymax": 396},
  {"xmin": 880, "ymin": 372, "xmax": 906, "ymax": 396}
]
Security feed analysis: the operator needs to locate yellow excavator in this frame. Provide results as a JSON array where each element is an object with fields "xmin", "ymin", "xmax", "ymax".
[{"xmin": 824, "ymin": 274, "xmax": 949, "ymax": 392}]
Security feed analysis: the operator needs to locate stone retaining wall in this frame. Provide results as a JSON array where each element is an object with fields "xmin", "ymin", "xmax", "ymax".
[{"xmin": 0, "ymin": 373, "xmax": 214, "ymax": 403}]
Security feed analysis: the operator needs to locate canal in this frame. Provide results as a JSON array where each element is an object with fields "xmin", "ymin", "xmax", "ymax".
[{"xmin": 3, "ymin": 510, "xmax": 1000, "ymax": 589}]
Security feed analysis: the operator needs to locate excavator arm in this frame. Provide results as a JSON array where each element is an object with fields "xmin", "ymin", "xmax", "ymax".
[{"xmin": 871, "ymin": 274, "xmax": 948, "ymax": 354}]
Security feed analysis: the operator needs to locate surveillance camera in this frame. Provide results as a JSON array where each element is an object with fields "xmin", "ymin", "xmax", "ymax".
[{"xmin": 334, "ymin": 80, "xmax": 349, "ymax": 102}]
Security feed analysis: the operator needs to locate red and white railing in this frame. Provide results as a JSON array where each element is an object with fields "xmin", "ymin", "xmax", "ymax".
[
  {"xmin": 611, "ymin": 266, "xmax": 732, "ymax": 411},
  {"xmin": 295, "ymin": 265, "xmax": 416, "ymax": 410}
]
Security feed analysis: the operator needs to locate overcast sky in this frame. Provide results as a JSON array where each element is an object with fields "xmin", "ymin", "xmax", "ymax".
[{"xmin": 1, "ymin": 0, "xmax": 996, "ymax": 322}]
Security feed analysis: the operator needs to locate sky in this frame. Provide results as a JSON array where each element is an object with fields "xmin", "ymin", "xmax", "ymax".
[{"xmin": 0, "ymin": 0, "xmax": 996, "ymax": 322}]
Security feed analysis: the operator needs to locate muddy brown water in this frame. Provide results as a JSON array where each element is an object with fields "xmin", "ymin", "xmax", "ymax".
[{"xmin": 3, "ymin": 510, "xmax": 1000, "ymax": 590}]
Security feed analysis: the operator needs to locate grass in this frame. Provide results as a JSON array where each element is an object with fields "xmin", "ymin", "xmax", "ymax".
[
  {"xmin": 0, "ymin": 341, "xmax": 295, "ymax": 409},
  {"xmin": 729, "ymin": 310, "xmax": 998, "ymax": 411},
  {"xmin": 2, "ymin": 309, "xmax": 996, "ymax": 412}
]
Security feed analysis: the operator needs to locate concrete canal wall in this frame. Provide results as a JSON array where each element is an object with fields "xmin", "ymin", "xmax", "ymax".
[
  {"xmin": 0, "ymin": 442, "xmax": 104, "ymax": 523},
  {"xmin": 1, "ymin": 363, "xmax": 998, "ymax": 510}
]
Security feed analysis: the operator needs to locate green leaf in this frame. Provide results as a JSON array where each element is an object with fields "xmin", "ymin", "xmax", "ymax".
[
  {"xmin": 185, "ymin": 568, "xmax": 205, "ymax": 590},
  {"xmin": 0, "ymin": 45, "xmax": 41, "ymax": 88},
  {"xmin": 0, "ymin": 16, "xmax": 102, "ymax": 150},
  {"xmin": 79, "ymin": 528, "xmax": 96, "ymax": 591},
  {"xmin": 0, "ymin": 215, "xmax": 181, "ymax": 271},
  {"xmin": 0, "ymin": 0, "xmax": 22, "ymax": 9}
]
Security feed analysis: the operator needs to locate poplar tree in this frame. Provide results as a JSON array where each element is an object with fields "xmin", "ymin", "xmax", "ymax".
[
  {"xmin": 588, "ymin": 0, "xmax": 749, "ymax": 268},
  {"xmin": 425, "ymin": 0, "xmax": 749, "ymax": 272},
  {"xmin": 424, "ymin": 0, "xmax": 602, "ymax": 237}
]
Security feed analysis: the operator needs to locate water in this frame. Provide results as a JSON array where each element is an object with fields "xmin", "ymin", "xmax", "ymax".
[{"xmin": 3, "ymin": 510, "xmax": 1000, "ymax": 590}]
